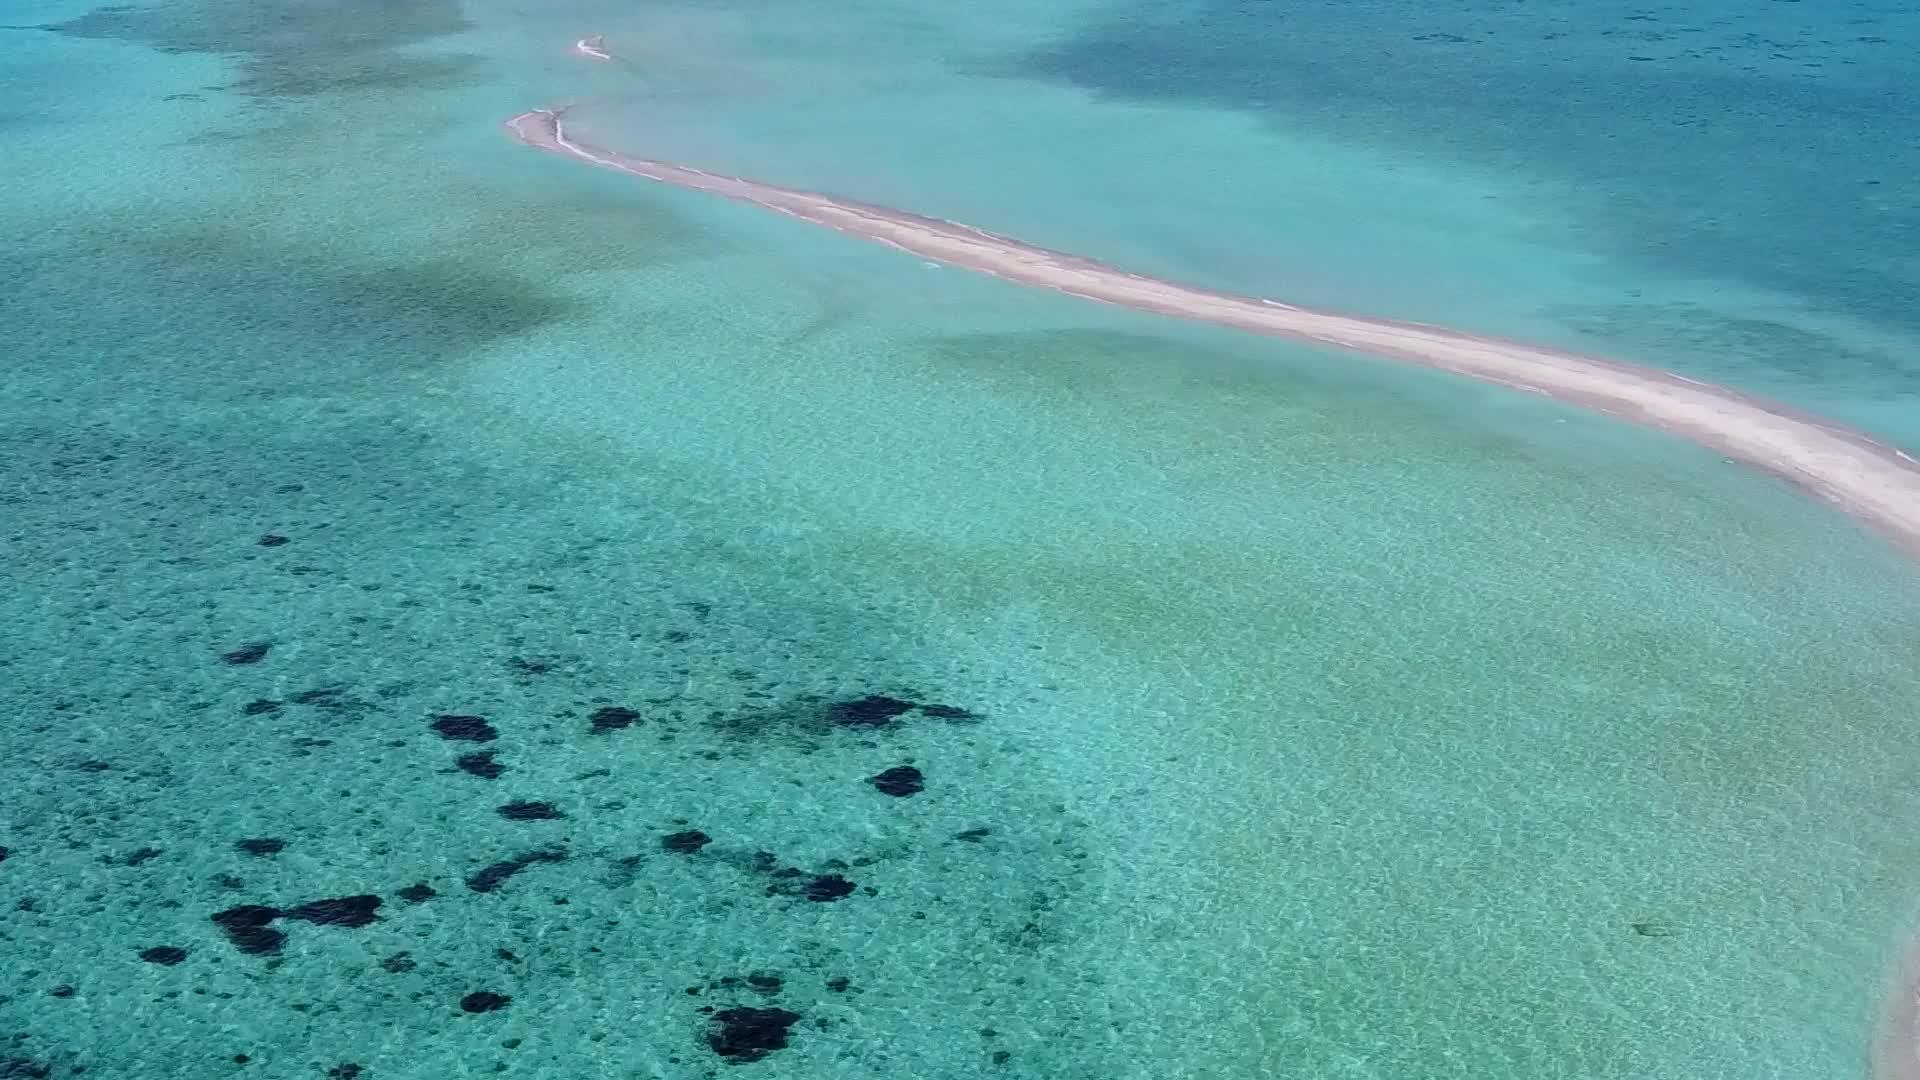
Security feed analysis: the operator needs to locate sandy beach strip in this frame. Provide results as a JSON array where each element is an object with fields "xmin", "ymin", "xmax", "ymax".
[{"xmin": 502, "ymin": 106, "xmax": 1920, "ymax": 562}]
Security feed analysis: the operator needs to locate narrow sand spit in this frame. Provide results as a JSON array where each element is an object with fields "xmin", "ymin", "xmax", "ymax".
[{"xmin": 502, "ymin": 106, "xmax": 1920, "ymax": 563}]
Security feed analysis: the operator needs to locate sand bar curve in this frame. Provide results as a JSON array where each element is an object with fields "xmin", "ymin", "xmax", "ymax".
[{"xmin": 501, "ymin": 107, "xmax": 1920, "ymax": 561}]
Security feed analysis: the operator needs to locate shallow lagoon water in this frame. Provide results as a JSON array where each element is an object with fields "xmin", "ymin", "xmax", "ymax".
[{"xmin": 4, "ymin": 0, "xmax": 1920, "ymax": 1077}]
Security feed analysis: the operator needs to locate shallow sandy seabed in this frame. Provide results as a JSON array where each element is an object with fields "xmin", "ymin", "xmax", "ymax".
[{"xmin": 511, "ymin": 38, "xmax": 1920, "ymax": 1075}]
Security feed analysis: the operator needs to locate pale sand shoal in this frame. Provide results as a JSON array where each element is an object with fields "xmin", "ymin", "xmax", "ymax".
[{"xmin": 501, "ymin": 108, "xmax": 1920, "ymax": 562}]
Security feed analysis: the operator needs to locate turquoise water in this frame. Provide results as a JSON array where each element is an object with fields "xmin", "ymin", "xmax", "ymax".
[{"xmin": 4, "ymin": 1, "xmax": 1920, "ymax": 1077}]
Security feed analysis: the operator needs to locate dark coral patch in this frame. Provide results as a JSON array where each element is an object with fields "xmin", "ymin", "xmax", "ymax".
[
  {"xmin": 869, "ymin": 765, "xmax": 924, "ymax": 797},
  {"xmin": 706, "ymin": 1007, "xmax": 802, "ymax": 1061},
  {"xmin": 208, "ymin": 895, "xmax": 379, "ymax": 955},
  {"xmin": 285, "ymin": 895, "xmax": 381, "ymax": 927},
  {"xmin": 497, "ymin": 801, "xmax": 563, "ymax": 821},
  {"xmin": 139, "ymin": 945, "xmax": 188, "ymax": 965},
  {"xmin": 397, "ymin": 883, "xmax": 437, "ymax": 904},
  {"xmin": 805, "ymin": 875, "xmax": 856, "ymax": 902},
  {"xmin": 827, "ymin": 695, "xmax": 917, "ymax": 727},
  {"xmin": 212, "ymin": 903, "xmax": 286, "ymax": 953},
  {"xmin": 919, "ymin": 703, "xmax": 978, "ymax": 721},
  {"xmin": 456, "ymin": 750, "xmax": 504, "ymax": 779},
  {"xmin": 221, "ymin": 642, "xmax": 271, "ymax": 665},
  {"xmin": 326, "ymin": 1065, "xmax": 363, "ymax": 1080},
  {"xmin": 461, "ymin": 991, "xmax": 511, "ymax": 1013},
  {"xmin": 241, "ymin": 699, "xmax": 281, "ymax": 715},
  {"xmin": 466, "ymin": 848, "xmax": 566, "ymax": 893},
  {"xmin": 953, "ymin": 828, "xmax": 991, "ymax": 843},
  {"xmin": 292, "ymin": 687, "xmax": 353, "ymax": 708},
  {"xmin": 432, "ymin": 714, "xmax": 497, "ymax": 742},
  {"xmin": 235, "ymin": 838, "xmax": 285, "ymax": 857},
  {"xmin": 257, "ymin": 533, "xmax": 290, "ymax": 547},
  {"xmin": 589, "ymin": 705, "xmax": 640, "ymax": 734},
  {"xmin": 825, "ymin": 976, "xmax": 851, "ymax": 993},
  {"xmin": 662, "ymin": 830, "xmax": 711, "ymax": 854},
  {"xmin": 764, "ymin": 873, "xmax": 856, "ymax": 903},
  {"xmin": 467, "ymin": 859, "xmax": 524, "ymax": 894}
]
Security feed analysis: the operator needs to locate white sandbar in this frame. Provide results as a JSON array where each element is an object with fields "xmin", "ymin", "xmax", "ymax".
[{"xmin": 503, "ymin": 106, "xmax": 1920, "ymax": 562}]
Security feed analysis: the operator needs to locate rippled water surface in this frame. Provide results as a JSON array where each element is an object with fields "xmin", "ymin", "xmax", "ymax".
[{"xmin": 4, "ymin": 1, "xmax": 1920, "ymax": 1077}]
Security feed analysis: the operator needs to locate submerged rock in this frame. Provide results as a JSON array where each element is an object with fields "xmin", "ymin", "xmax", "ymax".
[
  {"xmin": 706, "ymin": 1006, "xmax": 802, "ymax": 1061},
  {"xmin": 827, "ymin": 696, "xmax": 917, "ymax": 728},
  {"xmin": 210, "ymin": 894, "xmax": 380, "ymax": 955},
  {"xmin": 801, "ymin": 874, "xmax": 855, "ymax": 903},
  {"xmin": 139, "ymin": 945, "xmax": 188, "ymax": 965},
  {"xmin": 465, "ymin": 847, "xmax": 567, "ymax": 893},
  {"xmin": 662, "ymin": 830, "xmax": 711, "ymax": 854},
  {"xmin": 285, "ymin": 895, "xmax": 381, "ymax": 928},
  {"xmin": 292, "ymin": 687, "xmax": 352, "ymax": 708},
  {"xmin": 868, "ymin": 765, "xmax": 924, "ymax": 797},
  {"xmin": 120, "ymin": 846, "xmax": 163, "ymax": 867},
  {"xmin": 221, "ymin": 642, "xmax": 272, "ymax": 665},
  {"xmin": 461, "ymin": 991, "xmax": 511, "ymax": 1013},
  {"xmin": 211, "ymin": 905, "xmax": 286, "ymax": 956},
  {"xmin": 589, "ymin": 706, "xmax": 640, "ymax": 734},
  {"xmin": 456, "ymin": 750, "xmax": 505, "ymax": 779},
  {"xmin": 432, "ymin": 714, "xmax": 498, "ymax": 742}
]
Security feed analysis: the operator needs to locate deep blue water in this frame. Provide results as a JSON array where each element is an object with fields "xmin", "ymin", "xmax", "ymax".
[{"xmin": 1012, "ymin": 0, "xmax": 1920, "ymax": 391}]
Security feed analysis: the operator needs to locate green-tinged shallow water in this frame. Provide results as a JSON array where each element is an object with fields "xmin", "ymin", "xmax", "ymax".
[{"xmin": 3, "ymin": 0, "xmax": 1920, "ymax": 1077}]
